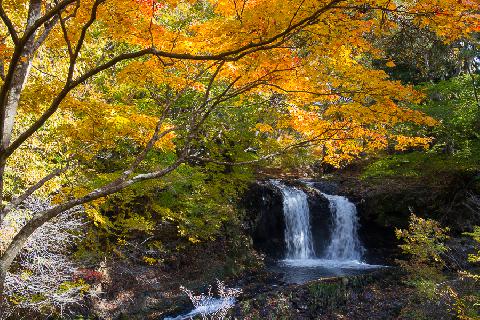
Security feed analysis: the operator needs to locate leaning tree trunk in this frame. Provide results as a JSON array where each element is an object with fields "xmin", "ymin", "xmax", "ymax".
[
  {"xmin": 2, "ymin": 48, "xmax": 35, "ymax": 149},
  {"xmin": 0, "ymin": 263, "xmax": 7, "ymax": 316},
  {"xmin": 0, "ymin": 0, "xmax": 42, "ymax": 224},
  {"xmin": 1, "ymin": 0, "xmax": 41, "ymax": 148},
  {"xmin": 0, "ymin": 3, "xmax": 43, "ymax": 309}
]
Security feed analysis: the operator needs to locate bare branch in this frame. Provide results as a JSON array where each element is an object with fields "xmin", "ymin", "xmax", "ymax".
[
  {"xmin": 21, "ymin": 0, "xmax": 77, "ymax": 47},
  {"xmin": 190, "ymin": 152, "xmax": 282, "ymax": 166},
  {"xmin": 0, "ymin": 61, "xmax": 4, "ymax": 81},
  {"xmin": 202, "ymin": 61, "xmax": 225, "ymax": 107},
  {"xmin": 1, "ymin": 202, "xmax": 87, "ymax": 315},
  {"xmin": 2, "ymin": 166, "xmax": 70, "ymax": 217},
  {"xmin": 232, "ymin": 0, "xmax": 244, "ymax": 22},
  {"xmin": 124, "ymin": 126, "xmax": 177, "ymax": 175},
  {"xmin": 67, "ymin": 0, "xmax": 105, "ymax": 82},
  {"xmin": 185, "ymin": 66, "xmax": 294, "ymax": 144},
  {"xmin": 0, "ymin": 0, "xmax": 76, "ymax": 134},
  {"xmin": 190, "ymin": 126, "xmax": 352, "ymax": 166},
  {"xmin": 331, "ymin": 4, "xmax": 440, "ymax": 17},
  {"xmin": 32, "ymin": 14, "xmax": 60, "ymax": 52},
  {"xmin": 58, "ymin": 13, "xmax": 74, "ymax": 58},
  {"xmin": 288, "ymin": 0, "xmax": 307, "ymax": 29},
  {"xmin": 188, "ymin": 75, "xmax": 241, "ymax": 138}
]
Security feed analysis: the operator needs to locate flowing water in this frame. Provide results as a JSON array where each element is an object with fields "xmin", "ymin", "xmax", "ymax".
[
  {"xmin": 322, "ymin": 193, "xmax": 365, "ymax": 261},
  {"xmin": 271, "ymin": 181, "xmax": 381, "ymax": 284},
  {"xmin": 270, "ymin": 180, "xmax": 314, "ymax": 259},
  {"xmin": 163, "ymin": 297, "xmax": 235, "ymax": 320}
]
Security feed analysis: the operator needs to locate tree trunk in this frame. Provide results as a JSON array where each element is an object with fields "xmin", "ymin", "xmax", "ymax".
[
  {"xmin": 0, "ymin": 158, "xmax": 6, "ymax": 223},
  {"xmin": 0, "ymin": 0, "xmax": 42, "ymax": 225},
  {"xmin": 0, "ymin": 159, "xmax": 183, "ymax": 304},
  {"xmin": 2, "ymin": 0, "xmax": 41, "ymax": 148},
  {"xmin": 0, "ymin": 263, "xmax": 6, "ymax": 317}
]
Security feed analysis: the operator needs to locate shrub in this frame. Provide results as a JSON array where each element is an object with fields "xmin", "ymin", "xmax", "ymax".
[
  {"xmin": 0, "ymin": 199, "xmax": 90, "ymax": 318},
  {"xmin": 396, "ymin": 213, "xmax": 480, "ymax": 319}
]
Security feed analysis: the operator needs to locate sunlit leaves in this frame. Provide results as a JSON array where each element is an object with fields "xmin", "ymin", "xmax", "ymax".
[{"xmin": 1, "ymin": 0, "xmax": 477, "ymax": 243}]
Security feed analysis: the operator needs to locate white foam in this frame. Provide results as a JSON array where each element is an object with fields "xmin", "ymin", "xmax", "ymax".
[
  {"xmin": 164, "ymin": 297, "xmax": 235, "ymax": 320},
  {"xmin": 271, "ymin": 180, "xmax": 314, "ymax": 259},
  {"xmin": 281, "ymin": 258, "xmax": 383, "ymax": 269}
]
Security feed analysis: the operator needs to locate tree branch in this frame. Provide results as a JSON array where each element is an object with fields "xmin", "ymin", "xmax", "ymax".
[
  {"xmin": 1, "ymin": 0, "xmax": 344, "ymax": 162},
  {"xmin": 67, "ymin": 0, "xmax": 105, "ymax": 82},
  {"xmin": 0, "ymin": 4, "xmax": 18, "ymax": 44},
  {"xmin": 0, "ymin": 157, "xmax": 184, "ymax": 272},
  {"xmin": 21, "ymin": 0, "xmax": 77, "ymax": 47},
  {"xmin": 189, "ymin": 126, "xmax": 350, "ymax": 166},
  {"xmin": 59, "ymin": 13, "xmax": 74, "ymax": 58},
  {"xmin": 1, "ymin": 166, "xmax": 69, "ymax": 217},
  {"xmin": 0, "ymin": 0, "xmax": 76, "ymax": 113},
  {"xmin": 32, "ymin": 14, "xmax": 60, "ymax": 52}
]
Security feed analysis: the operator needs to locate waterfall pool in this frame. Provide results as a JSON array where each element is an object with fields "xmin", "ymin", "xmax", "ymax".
[{"xmin": 269, "ymin": 258, "xmax": 384, "ymax": 284}]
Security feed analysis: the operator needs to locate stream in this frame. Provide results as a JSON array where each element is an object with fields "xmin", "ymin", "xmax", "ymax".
[{"xmin": 165, "ymin": 180, "xmax": 384, "ymax": 319}]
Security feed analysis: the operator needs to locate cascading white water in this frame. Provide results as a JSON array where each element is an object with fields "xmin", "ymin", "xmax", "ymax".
[
  {"xmin": 271, "ymin": 181, "xmax": 314, "ymax": 259},
  {"xmin": 271, "ymin": 180, "xmax": 365, "ymax": 262},
  {"xmin": 268, "ymin": 181, "xmax": 380, "ymax": 283},
  {"xmin": 321, "ymin": 193, "xmax": 364, "ymax": 261}
]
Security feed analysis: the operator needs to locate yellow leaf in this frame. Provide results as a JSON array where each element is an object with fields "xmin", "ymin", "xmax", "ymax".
[{"xmin": 386, "ymin": 60, "xmax": 396, "ymax": 68}]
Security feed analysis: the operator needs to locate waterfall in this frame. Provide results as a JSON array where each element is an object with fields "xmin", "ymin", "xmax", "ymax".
[
  {"xmin": 322, "ymin": 193, "xmax": 364, "ymax": 261},
  {"xmin": 271, "ymin": 180, "xmax": 365, "ymax": 263},
  {"xmin": 271, "ymin": 181, "xmax": 314, "ymax": 259},
  {"xmin": 267, "ymin": 180, "xmax": 378, "ymax": 283}
]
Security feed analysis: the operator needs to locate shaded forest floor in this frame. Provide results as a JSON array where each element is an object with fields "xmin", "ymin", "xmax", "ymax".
[{"xmin": 230, "ymin": 267, "xmax": 480, "ymax": 320}]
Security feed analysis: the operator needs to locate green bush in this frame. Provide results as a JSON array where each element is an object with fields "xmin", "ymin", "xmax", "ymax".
[{"xmin": 363, "ymin": 74, "xmax": 480, "ymax": 180}]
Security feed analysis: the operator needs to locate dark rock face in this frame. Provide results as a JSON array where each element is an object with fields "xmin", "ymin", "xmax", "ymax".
[
  {"xmin": 305, "ymin": 180, "xmax": 339, "ymax": 195},
  {"xmin": 327, "ymin": 190, "xmax": 400, "ymax": 265},
  {"xmin": 337, "ymin": 170, "xmax": 480, "ymax": 233},
  {"xmin": 333, "ymin": 171, "xmax": 480, "ymax": 264},
  {"xmin": 305, "ymin": 187, "xmax": 332, "ymax": 257},
  {"xmin": 305, "ymin": 182, "xmax": 395, "ymax": 262},
  {"xmin": 356, "ymin": 207, "xmax": 399, "ymax": 265},
  {"xmin": 242, "ymin": 181, "xmax": 286, "ymax": 259}
]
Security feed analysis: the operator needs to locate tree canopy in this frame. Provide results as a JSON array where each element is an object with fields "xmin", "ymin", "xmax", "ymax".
[{"xmin": 0, "ymin": 0, "xmax": 478, "ymax": 308}]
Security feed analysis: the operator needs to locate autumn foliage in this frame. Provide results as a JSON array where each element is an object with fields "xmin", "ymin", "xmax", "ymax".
[
  {"xmin": 0, "ymin": 0, "xmax": 478, "ymax": 314},
  {"xmin": 1, "ymin": 0, "xmax": 478, "ymax": 171}
]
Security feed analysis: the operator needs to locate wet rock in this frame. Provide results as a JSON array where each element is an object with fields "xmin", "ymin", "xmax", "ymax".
[
  {"xmin": 230, "ymin": 268, "xmax": 406, "ymax": 319},
  {"xmin": 305, "ymin": 189, "xmax": 331, "ymax": 257},
  {"xmin": 242, "ymin": 181, "xmax": 286, "ymax": 258},
  {"xmin": 444, "ymin": 236, "xmax": 479, "ymax": 270}
]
